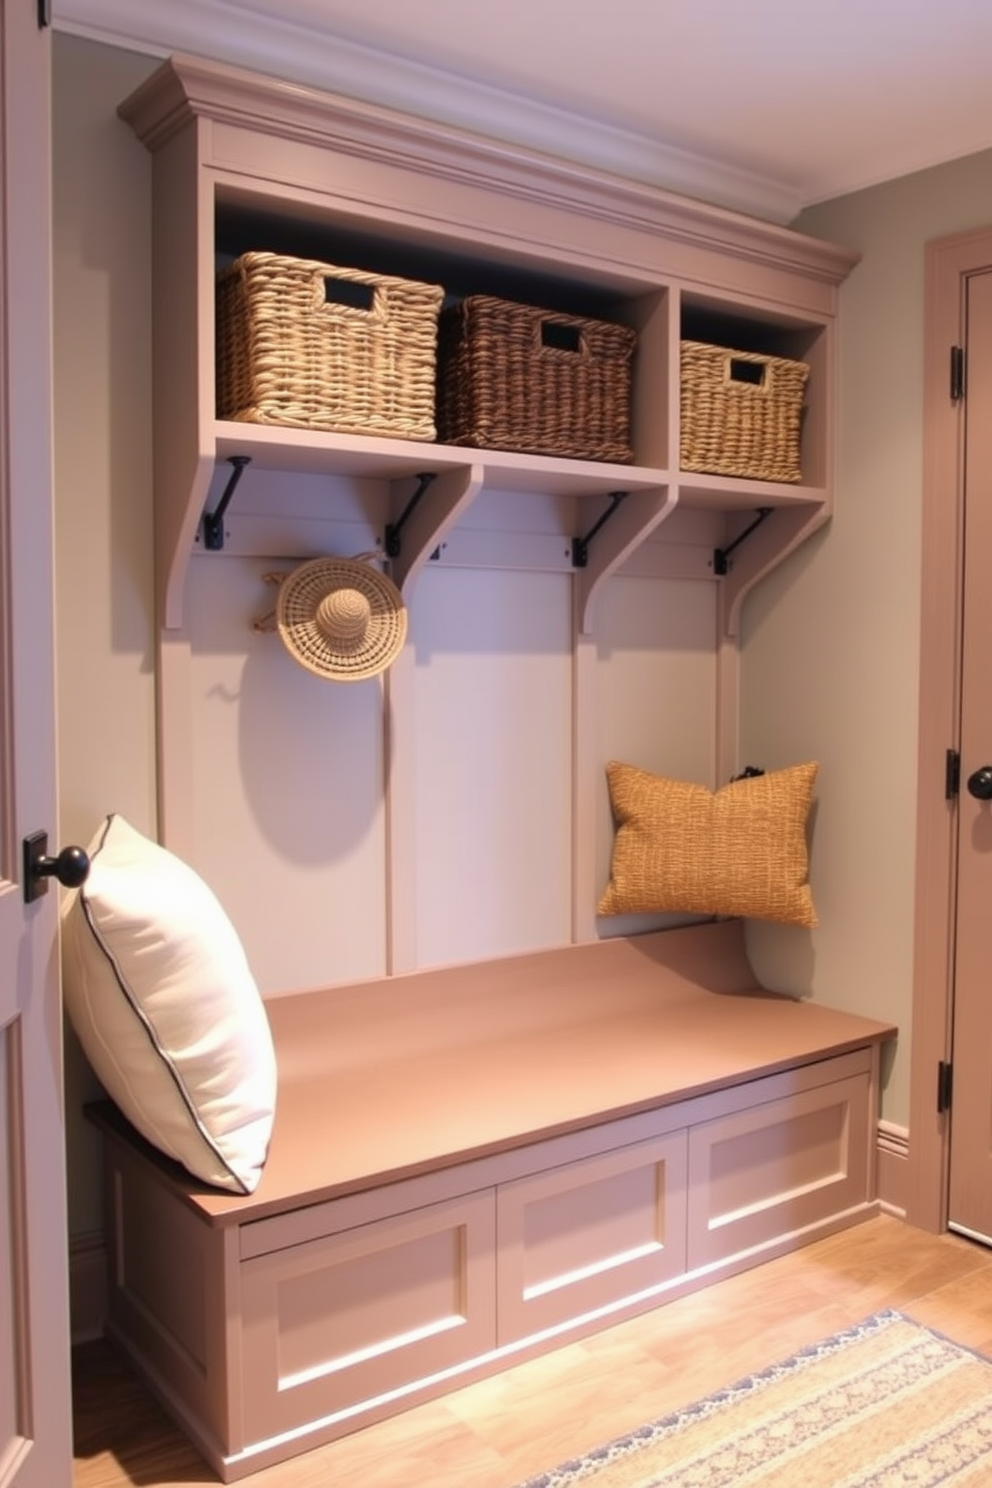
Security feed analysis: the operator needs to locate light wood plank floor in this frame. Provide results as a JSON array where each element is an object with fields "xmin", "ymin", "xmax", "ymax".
[{"xmin": 72, "ymin": 1214, "xmax": 992, "ymax": 1488}]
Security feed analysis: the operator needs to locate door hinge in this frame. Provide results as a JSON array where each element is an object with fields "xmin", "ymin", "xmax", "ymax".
[
  {"xmin": 950, "ymin": 345, "xmax": 965, "ymax": 402},
  {"xmin": 937, "ymin": 1059, "xmax": 953, "ymax": 1114},
  {"xmin": 38, "ymin": 0, "xmax": 51, "ymax": 27},
  {"xmin": 945, "ymin": 748, "xmax": 961, "ymax": 799}
]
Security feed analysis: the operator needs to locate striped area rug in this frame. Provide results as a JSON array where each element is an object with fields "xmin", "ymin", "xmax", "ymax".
[{"xmin": 517, "ymin": 1311, "xmax": 992, "ymax": 1487}]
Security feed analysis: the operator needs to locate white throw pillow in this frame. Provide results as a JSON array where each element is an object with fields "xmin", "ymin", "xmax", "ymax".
[{"xmin": 61, "ymin": 814, "xmax": 277, "ymax": 1194}]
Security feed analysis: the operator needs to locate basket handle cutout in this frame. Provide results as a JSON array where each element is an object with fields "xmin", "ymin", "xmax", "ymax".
[
  {"xmin": 541, "ymin": 319, "xmax": 583, "ymax": 354},
  {"xmin": 728, "ymin": 356, "xmax": 768, "ymax": 388},
  {"xmin": 323, "ymin": 276, "xmax": 376, "ymax": 313}
]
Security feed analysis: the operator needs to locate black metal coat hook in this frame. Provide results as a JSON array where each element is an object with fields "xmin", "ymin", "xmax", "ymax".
[
  {"xmin": 713, "ymin": 506, "xmax": 773, "ymax": 576},
  {"xmin": 384, "ymin": 472, "xmax": 437, "ymax": 559},
  {"xmin": 202, "ymin": 456, "xmax": 252, "ymax": 551},
  {"xmin": 571, "ymin": 492, "xmax": 628, "ymax": 569}
]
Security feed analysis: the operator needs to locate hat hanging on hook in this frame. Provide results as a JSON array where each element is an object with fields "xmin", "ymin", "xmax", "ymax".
[{"xmin": 259, "ymin": 554, "xmax": 407, "ymax": 682}]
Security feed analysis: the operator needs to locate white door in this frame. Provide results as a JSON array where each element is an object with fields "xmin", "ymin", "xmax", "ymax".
[{"xmin": 0, "ymin": 4, "xmax": 74, "ymax": 1486}]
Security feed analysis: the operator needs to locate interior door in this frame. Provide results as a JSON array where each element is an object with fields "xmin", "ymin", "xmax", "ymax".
[
  {"xmin": 948, "ymin": 267, "xmax": 992, "ymax": 1245},
  {"xmin": 0, "ymin": 4, "xmax": 74, "ymax": 1486}
]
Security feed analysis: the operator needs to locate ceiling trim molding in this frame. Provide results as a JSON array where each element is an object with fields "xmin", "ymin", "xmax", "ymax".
[{"xmin": 51, "ymin": 0, "xmax": 803, "ymax": 224}]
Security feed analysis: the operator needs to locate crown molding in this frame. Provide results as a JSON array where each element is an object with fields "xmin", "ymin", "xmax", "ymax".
[
  {"xmin": 51, "ymin": 0, "xmax": 803, "ymax": 224},
  {"xmin": 120, "ymin": 52, "xmax": 857, "ymax": 292}
]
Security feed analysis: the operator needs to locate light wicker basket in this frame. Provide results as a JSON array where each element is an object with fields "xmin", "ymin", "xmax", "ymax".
[
  {"xmin": 436, "ymin": 295, "xmax": 637, "ymax": 463},
  {"xmin": 216, "ymin": 251, "xmax": 444, "ymax": 441},
  {"xmin": 680, "ymin": 340, "xmax": 809, "ymax": 483}
]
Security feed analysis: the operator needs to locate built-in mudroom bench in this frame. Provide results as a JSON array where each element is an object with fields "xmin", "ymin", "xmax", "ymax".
[
  {"xmin": 91, "ymin": 921, "xmax": 894, "ymax": 1482},
  {"xmin": 82, "ymin": 48, "xmax": 887, "ymax": 1486}
]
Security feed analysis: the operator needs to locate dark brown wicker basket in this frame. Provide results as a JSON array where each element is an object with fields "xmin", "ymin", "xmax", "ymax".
[
  {"xmin": 216, "ymin": 251, "xmax": 444, "ymax": 441},
  {"xmin": 680, "ymin": 340, "xmax": 809, "ymax": 483},
  {"xmin": 436, "ymin": 295, "xmax": 637, "ymax": 463}
]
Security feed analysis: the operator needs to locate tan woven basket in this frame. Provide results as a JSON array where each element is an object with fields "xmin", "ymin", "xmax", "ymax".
[
  {"xmin": 436, "ymin": 295, "xmax": 637, "ymax": 463},
  {"xmin": 680, "ymin": 340, "xmax": 809, "ymax": 483},
  {"xmin": 216, "ymin": 251, "xmax": 444, "ymax": 440}
]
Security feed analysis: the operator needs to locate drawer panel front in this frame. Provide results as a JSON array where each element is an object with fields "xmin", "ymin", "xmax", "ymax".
[
  {"xmin": 496, "ymin": 1131, "xmax": 688, "ymax": 1344},
  {"xmin": 687, "ymin": 1072, "xmax": 870, "ymax": 1268},
  {"xmin": 240, "ymin": 1189, "xmax": 496, "ymax": 1442}
]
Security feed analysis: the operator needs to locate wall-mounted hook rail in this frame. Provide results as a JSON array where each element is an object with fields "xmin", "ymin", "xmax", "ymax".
[
  {"xmin": 202, "ymin": 455, "xmax": 251, "ymax": 551},
  {"xmin": 571, "ymin": 491, "xmax": 628, "ymax": 569},
  {"xmin": 384, "ymin": 472, "xmax": 437, "ymax": 558},
  {"xmin": 713, "ymin": 506, "xmax": 773, "ymax": 576}
]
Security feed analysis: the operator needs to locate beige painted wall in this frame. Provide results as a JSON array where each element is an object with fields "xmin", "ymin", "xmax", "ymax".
[{"xmin": 742, "ymin": 150, "xmax": 992, "ymax": 1130}]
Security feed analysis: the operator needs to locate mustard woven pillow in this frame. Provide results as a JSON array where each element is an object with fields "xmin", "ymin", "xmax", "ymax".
[{"xmin": 598, "ymin": 760, "xmax": 818, "ymax": 926}]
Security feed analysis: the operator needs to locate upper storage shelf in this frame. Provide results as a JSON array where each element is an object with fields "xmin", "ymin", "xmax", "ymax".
[{"xmin": 119, "ymin": 54, "xmax": 858, "ymax": 637}]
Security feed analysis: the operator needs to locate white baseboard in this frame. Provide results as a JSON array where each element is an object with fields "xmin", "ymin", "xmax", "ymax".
[
  {"xmin": 70, "ymin": 1230, "xmax": 107, "ymax": 1345},
  {"xmin": 876, "ymin": 1120, "xmax": 909, "ymax": 1220}
]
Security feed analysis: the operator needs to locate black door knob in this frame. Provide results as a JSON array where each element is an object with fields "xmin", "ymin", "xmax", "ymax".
[
  {"xmin": 967, "ymin": 766, "xmax": 992, "ymax": 801},
  {"xmin": 22, "ymin": 830, "xmax": 90, "ymax": 904}
]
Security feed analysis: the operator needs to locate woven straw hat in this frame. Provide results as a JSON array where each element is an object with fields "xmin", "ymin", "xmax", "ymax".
[{"xmin": 274, "ymin": 556, "xmax": 407, "ymax": 682}]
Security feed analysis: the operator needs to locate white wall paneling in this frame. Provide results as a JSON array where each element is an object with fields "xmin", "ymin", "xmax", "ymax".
[
  {"xmin": 408, "ymin": 564, "xmax": 574, "ymax": 968},
  {"xmin": 186, "ymin": 554, "xmax": 390, "ymax": 993}
]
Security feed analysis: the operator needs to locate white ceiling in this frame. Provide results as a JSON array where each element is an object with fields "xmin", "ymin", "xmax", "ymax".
[{"xmin": 52, "ymin": 0, "xmax": 992, "ymax": 223}]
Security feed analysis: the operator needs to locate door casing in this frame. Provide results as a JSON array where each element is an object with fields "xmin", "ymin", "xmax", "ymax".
[{"xmin": 0, "ymin": 4, "xmax": 73, "ymax": 1486}]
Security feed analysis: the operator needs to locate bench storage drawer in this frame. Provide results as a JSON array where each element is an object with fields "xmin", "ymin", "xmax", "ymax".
[
  {"xmin": 687, "ymin": 1056, "xmax": 871, "ymax": 1268},
  {"xmin": 239, "ymin": 1189, "xmax": 496, "ymax": 1441},
  {"xmin": 496, "ymin": 1131, "xmax": 688, "ymax": 1342}
]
